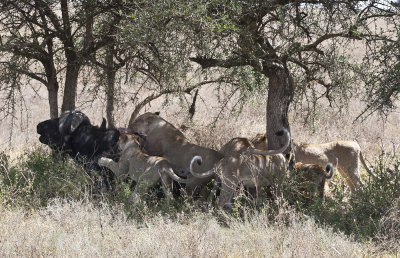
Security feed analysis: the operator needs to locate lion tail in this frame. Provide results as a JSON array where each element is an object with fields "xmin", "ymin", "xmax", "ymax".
[
  {"xmin": 189, "ymin": 155, "xmax": 215, "ymax": 178},
  {"xmin": 359, "ymin": 151, "xmax": 378, "ymax": 179},
  {"xmin": 164, "ymin": 167, "xmax": 189, "ymax": 183},
  {"xmin": 325, "ymin": 163, "xmax": 334, "ymax": 179}
]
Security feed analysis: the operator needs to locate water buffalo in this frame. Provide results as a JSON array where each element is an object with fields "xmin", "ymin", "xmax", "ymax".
[{"xmin": 36, "ymin": 110, "xmax": 120, "ymax": 188}]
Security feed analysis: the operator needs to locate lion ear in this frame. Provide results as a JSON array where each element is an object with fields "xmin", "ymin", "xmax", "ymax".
[
  {"xmin": 154, "ymin": 111, "xmax": 160, "ymax": 116},
  {"xmin": 100, "ymin": 118, "xmax": 106, "ymax": 129},
  {"xmin": 120, "ymin": 134, "xmax": 128, "ymax": 142}
]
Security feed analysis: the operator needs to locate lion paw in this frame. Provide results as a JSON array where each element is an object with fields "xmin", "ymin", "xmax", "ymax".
[{"xmin": 98, "ymin": 157, "xmax": 110, "ymax": 167}]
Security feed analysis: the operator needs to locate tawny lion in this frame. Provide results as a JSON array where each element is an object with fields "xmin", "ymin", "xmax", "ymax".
[
  {"xmin": 188, "ymin": 129, "xmax": 291, "ymax": 209},
  {"xmin": 98, "ymin": 134, "xmax": 188, "ymax": 205},
  {"xmin": 130, "ymin": 112, "xmax": 223, "ymax": 196},
  {"xmin": 251, "ymin": 133, "xmax": 373, "ymax": 192},
  {"xmin": 295, "ymin": 162, "xmax": 335, "ymax": 201},
  {"xmin": 219, "ymin": 137, "xmax": 255, "ymax": 156}
]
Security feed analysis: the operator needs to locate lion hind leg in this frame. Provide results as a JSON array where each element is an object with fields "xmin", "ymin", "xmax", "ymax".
[
  {"xmin": 217, "ymin": 175, "xmax": 238, "ymax": 210},
  {"xmin": 317, "ymin": 180, "xmax": 325, "ymax": 201},
  {"xmin": 217, "ymin": 187, "xmax": 235, "ymax": 210},
  {"xmin": 337, "ymin": 164, "xmax": 363, "ymax": 193},
  {"xmin": 159, "ymin": 170, "xmax": 173, "ymax": 208},
  {"xmin": 209, "ymin": 176, "xmax": 221, "ymax": 203},
  {"xmin": 348, "ymin": 163, "xmax": 363, "ymax": 189}
]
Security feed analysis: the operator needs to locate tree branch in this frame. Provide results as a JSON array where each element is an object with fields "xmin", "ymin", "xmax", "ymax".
[
  {"xmin": 128, "ymin": 78, "xmax": 232, "ymax": 127},
  {"xmin": 190, "ymin": 56, "xmax": 252, "ymax": 69},
  {"xmin": 15, "ymin": 69, "xmax": 47, "ymax": 85}
]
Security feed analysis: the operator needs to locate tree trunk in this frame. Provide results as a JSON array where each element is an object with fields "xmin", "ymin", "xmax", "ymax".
[
  {"xmin": 47, "ymin": 81, "xmax": 59, "ymax": 118},
  {"xmin": 105, "ymin": 44, "xmax": 116, "ymax": 129},
  {"xmin": 44, "ymin": 39, "xmax": 59, "ymax": 118},
  {"xmin": 83, "ymin": 2, "xmax": 93, "ymax": 50},
  {"xmin": 61, "ymin": 51, "xmax": 80, "ymax": 112},
  {"xmin": 60, "ymin": 0, "xmax": 79, "ymax": 113},
  {"xmin": 265, "ymin": 65, "xmax": 294, "ymax": 154}
]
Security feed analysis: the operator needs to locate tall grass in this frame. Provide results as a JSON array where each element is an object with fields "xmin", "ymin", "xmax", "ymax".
[
  {"xmin": 0, "ymin": 149, "xmax": 399, "ymax": 255},
  {"xmin": 0, "ymin": 199, "xmax": 372, "ymax": 257}
]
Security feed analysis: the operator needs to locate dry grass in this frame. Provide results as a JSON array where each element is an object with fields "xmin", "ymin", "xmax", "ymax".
[
  {"xmin": 377, "ymin": 197, "xmax": 400, "ymax": 253},
  {"xmin": 0, "ymin": 199, "xmax": 376, "ymax": 257}
]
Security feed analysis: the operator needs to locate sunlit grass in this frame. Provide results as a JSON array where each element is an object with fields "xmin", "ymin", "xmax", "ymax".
[{"xmin": 0, "ymin": 199, "xmax": 376, "ymax": 257}]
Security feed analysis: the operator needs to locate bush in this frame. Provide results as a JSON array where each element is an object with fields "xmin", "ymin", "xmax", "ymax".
[
  {"xmin": 0, "ymin": 148, "xmax": 92, "ymax": 207},
  {"xmin": 298, "ymin": 151, "xmax": 400, "ymax": 242},
  {"xmin": 377, "ymin": 197, "xmax": 400, "ymax": 252},
  {"xmin": 0, "ymin": 148, "xmax": 195, "ymax": 218}
]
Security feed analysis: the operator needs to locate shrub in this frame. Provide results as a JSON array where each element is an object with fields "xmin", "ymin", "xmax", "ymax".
[
  {"xmin": 0, "ymin": 148, "xmax": 92, "ymax": 207},
  {"xmin": 299, "ymin": 151, "xmax": 400, "ymax": 242}
]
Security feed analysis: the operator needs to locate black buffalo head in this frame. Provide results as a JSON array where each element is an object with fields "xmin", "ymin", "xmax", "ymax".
[
  {"xmin": 37, "ymin": 117, "xmax": 64, "ymax": 149},
  {"xmin": 37, "ymin": 111, "xmax": 120, "ymax": 163},
  {"xmin": 37, "ymin": 111, "xmax": 120, "ymax": 190}
]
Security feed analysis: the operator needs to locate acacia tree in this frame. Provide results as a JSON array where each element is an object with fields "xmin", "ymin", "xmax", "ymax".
[
  {"xmin": 83, "ymin": 12, "xmax": 130, "ymax": 129},
  {"xmin": 49, "ymin": 0, "xmax": 123, "ymax": 112},
  {"xmin": 116, "ymin": 1, "xmax": 265, "ymax": 128},
  {"xmin": 359, "ymin": 30, "xmax": 400, "ymax": 118},
  {"xmin": 0, "ymin": 0, "xmax": 125, "ymax": 118},
  {"xmin": 0, "ymin": 1, "xmax": 60, "ymax": 118},
  {"xmin": 174, "ymin": 0, "xmax": 399, "ymax": 151}
]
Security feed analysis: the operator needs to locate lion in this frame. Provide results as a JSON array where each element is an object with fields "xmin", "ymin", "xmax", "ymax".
[
  {"xmin": 295, "ymin": 162, "xmax": 334, "ymax": 201},
  {"xmin": 219, "ymin": 137, "xmax": 255, "ymax": 156},
  {"xmin": 251, "ymin": 133, "xmax": 269, "ymax": 150},
  {"xmin": 251, "ymin": 133, "xmax": 373, "ymax": 193},
  {"xmin": 98, "ymin": 134, "xmax": 188, "ymax": 205},
  {"xmin": 188, "ymin": 129, "xmax": 291, "ymax": 209},
  {"xmin": 130, "ymin": 112, "xmax": 224, "ymax": 196}
]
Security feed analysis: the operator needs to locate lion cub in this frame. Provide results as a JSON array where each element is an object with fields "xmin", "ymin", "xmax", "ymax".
[
  {"xmin": 295, "ymin": 162, "xmax": 334, "ymax": 201},
  {"xmin": 98, "ymin": 134, "xmax": 187, "ymax": 205}
]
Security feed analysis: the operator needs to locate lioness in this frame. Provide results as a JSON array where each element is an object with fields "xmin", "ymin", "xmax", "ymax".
[
  {"xmin": 130, "ymin": 112, "xmax": 224, "ymax": 196},
  {"xmin": 189, "ymin": 129, "xmax": 291, "ymax": 209},
  {"xmin": 251, "ymin": 133, "xmax": 372, "ymax": 192},
  {"xmin": 295, "ymin": 162, "xmax": 334, "ymax": 201},
  {"xmin": 219, "ymin": 137, "xmax": 255, "ymax": 156},
  {"xmin": 98, "ymin": 134, "xmax": 188, "ymax": 205}
]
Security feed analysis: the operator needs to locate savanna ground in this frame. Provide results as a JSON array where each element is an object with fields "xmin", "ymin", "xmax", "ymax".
[{"xmin": 1, "ymin": 41, "xmax": 400, "ymax": 256}]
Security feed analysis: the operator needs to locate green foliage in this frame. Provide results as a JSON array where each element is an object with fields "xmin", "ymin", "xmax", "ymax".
[
  {"xmin": 360, "ymin": 37, "xmax": 400, "ymax": 117},
  {"xmin": 298, "ymin": 153, "xmax": 400, "ymax": 241},
  {"xmin": 225, "ymin": 153, "xmax": 400, "ymax": 243},
  {"xmin": 0, "ymin": 148, "xmax": 204, "ymax": 222},
  {"xmin": 0, "ymin": 148, "xmax": 91, "ymax": 207}
]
